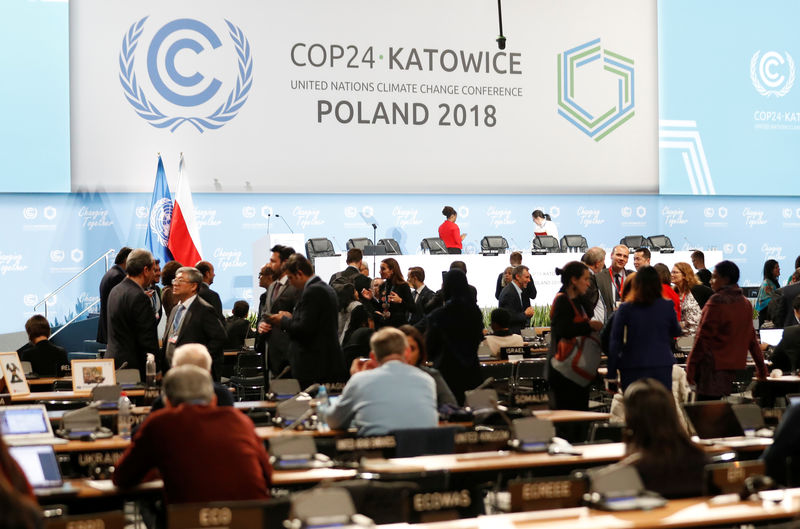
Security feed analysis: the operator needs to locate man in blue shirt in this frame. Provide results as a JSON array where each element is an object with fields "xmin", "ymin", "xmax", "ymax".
[{"xmin": 326, "ymin": 327, "xmax": 438, "ymax": 436}]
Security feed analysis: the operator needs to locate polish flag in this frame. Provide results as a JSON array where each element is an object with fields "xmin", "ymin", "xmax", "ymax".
[{"xmin": 167, "ymin": 154, "xmax": 202, "ymax": 265}]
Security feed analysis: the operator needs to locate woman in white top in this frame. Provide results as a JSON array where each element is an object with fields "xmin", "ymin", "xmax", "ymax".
[{"xmin": 532, "ymin": 209, "xmax": 559, "ymax": 239}]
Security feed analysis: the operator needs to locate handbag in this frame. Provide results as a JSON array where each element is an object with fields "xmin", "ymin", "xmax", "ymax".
[{"xmin": 550, "ymin": 294, "xmax": 601, "ymax": 387}]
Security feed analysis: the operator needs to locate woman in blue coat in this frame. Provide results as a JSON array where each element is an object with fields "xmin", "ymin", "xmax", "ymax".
[{"xmin": 607, "ymin": 266, "xmax": 681, "ymax": 391}]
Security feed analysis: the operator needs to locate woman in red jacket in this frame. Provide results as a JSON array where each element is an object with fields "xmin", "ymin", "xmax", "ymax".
[{"xmin": 438, "ymin": 206, "xmax": 465, "ymax": 254}]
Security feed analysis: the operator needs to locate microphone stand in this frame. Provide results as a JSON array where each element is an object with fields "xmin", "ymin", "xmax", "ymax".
[{"xmin": 371, "ymin": 223, "xmax": 378, "ymax": 277}]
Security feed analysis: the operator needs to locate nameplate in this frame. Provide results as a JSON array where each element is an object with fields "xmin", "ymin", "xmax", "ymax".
[
  {"xmin": 454, "ymin": 430, "xmax": 510, "ymax": 445},
  {"xmin": 168, "ymin": 504, "xmax": 264, "ymax": 529},
  {"xmin": 76, "ymin": 451, "xmax": 123, "ymax": 468},
  {"xmin": 45, "ymin": 512, "xmax": 125, "ymax": 529},
  {"xmin": 323, "ymin": 382, "xmax": 345, "ymax": 395},
  {"xmin": 335, "ymin": 435, "xmax": 396, "ymax": 452},
  {"xmin": 509, "ymin": 476, "xmax": 586, "ymax": 511},
  {"xmin": 705, "ymin": 460, "xmax": 766, "ymax": 495},
  {"xmin": 513, "ymin": 393, "xmax": 547, "ymax": 405},
  {"xmin": 412, "ymin": 489, "xmax": 472, "ymax": 512}
]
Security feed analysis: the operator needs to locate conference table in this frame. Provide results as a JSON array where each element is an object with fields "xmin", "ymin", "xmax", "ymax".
[
  {"xmin": 314, "ymin": 251, "xmax": 722, "ymax": 309},
  {"xmin": 378, "ymin": 489, "xmax": 800, "ymax": 529}
]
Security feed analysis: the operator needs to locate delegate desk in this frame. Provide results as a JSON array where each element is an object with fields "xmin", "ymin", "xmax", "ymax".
[
  {"xmin": 379, "ymin": 489, "xmax": 800, "ymax": 529},
  {"xmin": 315, "ymin": 251, "xmax": 722, "ymax": 309}
]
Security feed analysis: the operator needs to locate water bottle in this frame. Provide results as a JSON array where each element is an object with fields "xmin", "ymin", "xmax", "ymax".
[
  {"xmin": 316, "ymin": 386, "xmax": 330, "ymax": 432},
  {"xmin": 117, "ymin": 392, "xmax": 132, "ymax": 439},
  {"xmin": 145, "ymin": 354, "xmax": 156, "ymax": 388}
]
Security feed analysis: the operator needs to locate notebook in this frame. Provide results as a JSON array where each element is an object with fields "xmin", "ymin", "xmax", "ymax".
[
  {"xmin": 0, "ymin": 404, "xmax": 68, "ymax": 446},
  {"xmin": 9, "ymin": 445, "xmax": 76, "ymax": 496}
]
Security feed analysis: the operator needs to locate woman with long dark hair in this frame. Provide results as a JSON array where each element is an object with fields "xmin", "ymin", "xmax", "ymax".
[
  {"xmin": 756, "ymin": 259, "xmax": 781, "ymax": 327},
  {"xmin": 399, "ymin": 325, "xmax": 457, "ymax": 408},
  {"xmin": 425, "ymin": 269, "xmax": 483, "ymax": 404},
  {"xmin": 438, "ymin": 206, "xmax": 465, "ymax": 254},
  {"xmin": 361, "ymin": 258, "xmax": 414, "ymax": 328},
  {"xmin": 620, "ymin": 378, "xmax": 706, "ymax": 498},
  {"xmin": 547, "ymin": 261, "xmax": 603, "ymax": 410},
  {"xmin": 607, "ymin": 266, "xmax": 682, "ymax": 391}
]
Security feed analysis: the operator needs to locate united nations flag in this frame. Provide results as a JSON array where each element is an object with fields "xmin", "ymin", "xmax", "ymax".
[{"xmin": 144, "ymin": 155, "xmax": 174, "ymax": 263}]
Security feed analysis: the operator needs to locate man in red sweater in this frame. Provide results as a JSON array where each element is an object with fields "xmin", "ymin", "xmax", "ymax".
[{"xmin": 113, "ymin": 365, "xmax": 272, "ymax": 503}]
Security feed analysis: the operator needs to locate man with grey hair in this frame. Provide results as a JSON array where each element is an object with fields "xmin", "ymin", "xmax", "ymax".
[
  {"xmin": 326, "ymin": 327, "xmax": 437, "ymax": 436},
  {"xmin": 106, "ymin": 248, "xmax": 158, "ymax": 378},
  {"xmin": 149, "ymin": 344, "xmax": 234, "ymax": 413},
  {"xmin": 162, "ymin": 266, "xmax": 227, "ymax": 380},
  {"xmin": 113, "ymin": 365, "xmax": 272, "ymax": 504},
  {"xmin": 582, "ymin": 246, "xmax": 613, "ymax": 323}
]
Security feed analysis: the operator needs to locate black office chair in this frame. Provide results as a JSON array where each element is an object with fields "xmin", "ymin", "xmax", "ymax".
[
  {"xmin": 647, "ymin": 235, "xmax": 674, "ymax": 252},
  {"xmin": 532, "ymin": 235, "xmax": 561, "ymax": 253},
  {"xmin": 559, "ymin": 234, "xmax": 588, "ymax": 253},
  {"xmin": 480, "ymin": 235, "xmax": 509, "ymax": 255},
  {"xmin": 346, "ymin": 237, "xmax": 372, "ymax": 251},
  {"xmin": 420, "ymin": 237, "xmax": 448, "ymax": 255},
  {"xmin": 511, "ymin": 359, "xmax": 548, "ymax": 405},
  {"xmin": 378, "ymin": 238, "xmax": 402, "ymax": 255},
  {"xmin": 620, "ymin": 235, "xmax": 649, "ymax": 249},
  {"xmin": 305, "ymin": 238, "xmax": 337, "ymax": 262}
]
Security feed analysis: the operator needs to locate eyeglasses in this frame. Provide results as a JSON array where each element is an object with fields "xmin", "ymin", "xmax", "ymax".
[{"xmin": 172, "ymin": 278, "xmax": 188, "ymax": 285}]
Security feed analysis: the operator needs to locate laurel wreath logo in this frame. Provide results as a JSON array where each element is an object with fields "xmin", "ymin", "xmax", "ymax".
[
  {"xmin": 750, "ymin": 50, "xmax": 795, "ymax": 98},
  {"xmin": 119, "ymin": 17, "xmax": 253, "ymax": 132}
]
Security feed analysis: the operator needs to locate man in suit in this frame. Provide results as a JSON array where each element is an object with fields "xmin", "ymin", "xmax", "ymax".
[
  {"xmin": 582, "ymin": 247, "xmax": 613, "ymax": 324},
  {"xmin": 105, "ymin": 249, "xmax": 159, "ymax": 378},
  {"xmin": 691, "ymin": 250, "xmax": 712, "ymax": 288},
  {"xmin": 257, "ymin": 245, "xmax": 299, "ymax": 377},
  {"xmin": 146, "ymin": 259, "xmax": 163, "ymax": 323},
  {"xmin": 18, "ymin": 314, "xmax": 67, "ymax": 377},
  {"xmin": 195, "ymin": 260, "xmax": 223, "ymax": 321},
  {"xmin": 770, "ymin": 271, "xmax": 800, "ymax": 328},
  {"xmin": 328, "ymin": 248, "xmax": 363, "ymax": 285},
  {"xmin": 96, "ymin": 246, "xmax": 132, "ymax": 344},
  {"xmin": 608, "ymin": 244, "xmax": 634, "ymax": 305},
  {"xmin": 266, "ymin": 254, "xmax": 346, "ymax": 387},
  {"xmin": 633, "ymin": 247, "xmax": 651, "ymax": 271},
  {"xmin": 771, "ymin": 296, "xmax": 800, "ymax": 373},
  {"xmin": 498, "ymin": 265, "xmax": 535, "ymax": 335},
  {"xmin": 162, "ymin": 266, "xmax": 227, "ymax": 380},
  {"xmin": 406, "ymin": 266, "xmax": 435, "ymax": 324},
  {"xmin": 494, "ymin": 252, "xmax": 537, "ymax": 301}
]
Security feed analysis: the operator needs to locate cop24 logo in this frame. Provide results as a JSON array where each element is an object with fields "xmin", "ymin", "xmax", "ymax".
[{"xmin": 119, "ymin": 17, "xmax": 253, "ymax": 132}]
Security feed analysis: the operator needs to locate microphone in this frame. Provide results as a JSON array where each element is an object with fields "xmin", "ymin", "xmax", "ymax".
[
  {"xmin": 275, "ymin": 365, "xmax": 292, "ymax": 379},
  {"xmin": 371, "ymin": 223, "xmax": 377, "ymax": 229},
  {"xmin": 496, "ymin": 0, "xmax": 507, "ymax": 50},
  {"xmin": 300, "ymin": 383, "xmax": 320, "ymax": 398},
  {"xmin": 275, "ymin": 214, "xmax": 294, "ymax": 233},
  {"xmin": 118, "ymin": 361, "xmax": 129, "ymax": 370},
  {"xmin": 283, "ymin": 407, "xmax": 315, "ymax": 431}
]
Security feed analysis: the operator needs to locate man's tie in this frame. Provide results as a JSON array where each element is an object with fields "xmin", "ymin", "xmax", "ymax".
[
  {"xmin": 412, "ymin": 289, "xmax": 419, "ymax": 303},
  {"xmin": 172, "ymin": 304, "xmax": 186, "ymax": 334},
  {"xmin": 614, "ymin": 273, "xmax": 622, "ymax": 301}
]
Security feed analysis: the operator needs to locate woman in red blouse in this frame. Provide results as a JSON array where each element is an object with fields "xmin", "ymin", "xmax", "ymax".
[{"xmin": 438, "ymin": 206, "xmax": 465, "ymax": 254}]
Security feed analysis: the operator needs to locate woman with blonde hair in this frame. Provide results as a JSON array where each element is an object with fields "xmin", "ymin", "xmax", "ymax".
[{"xmin": 671, "ymin": 262, "xmax": 712, "ymax": 336}]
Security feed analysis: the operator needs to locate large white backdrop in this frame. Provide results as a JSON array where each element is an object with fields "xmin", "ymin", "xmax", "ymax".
[{"xmin": 70, "ymin": 0, "xmax": 658, "ymax": 193}]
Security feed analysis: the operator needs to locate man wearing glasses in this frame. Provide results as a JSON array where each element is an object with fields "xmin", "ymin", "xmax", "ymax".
[{"xmin": 162, "ymin": 267, "xmax": 227, "ymax": 379}]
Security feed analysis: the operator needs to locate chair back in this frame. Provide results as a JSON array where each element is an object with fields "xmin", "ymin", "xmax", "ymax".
[
  {"xmin": 559, "ymin": 234, "xmax": 588, "ymax": 252},
  {"xmin": 620, "ymin": 235, "xmax": 649, "ymax": 249},
  {"xmin": 378, "ymin": 238, "xmax": 402, "ymax": 255},
  {"xmin": 420, "ymin": 238, "xmax": 447, "ymax": 255},
  {"xmin": 646, "ymin": 234, "xmax": 673, "ymax": 251},
  {"xmin": 533, "ymin": 235, "xmax": 561, "ymax": 253},
  {"xmin": 480, "ymin": 236, "xmax": 509, "ymax": 255},
  {"xmin": 346, "ymin": 238, "xmax": 372, "ymax": 251},
  {"xmin": 305, "ymin": 238, "xmax": 336, "ymax": 262}
]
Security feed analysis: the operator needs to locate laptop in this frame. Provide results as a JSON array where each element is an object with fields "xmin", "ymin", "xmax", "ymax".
[
  {"xmin": 760, "ymin": 328, "xmax": 784, "ymax": 347},
  {"xmin": 8, "ymin": 445, "xmax": 76, "ymax": 496},
  {"xmin": 682, "ymin": 401, "xmax": 772, "ymax": 448},
  {"xmin": 0, "ymin": 405, "xmax": 68, "ymax": 446}
]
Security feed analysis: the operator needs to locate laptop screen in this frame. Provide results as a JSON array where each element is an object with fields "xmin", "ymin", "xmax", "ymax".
[
  {"xmin": 0, "ymin": 406, "xmax": 50, "ymax": 436},
  {"xmin": 683, "ymin": 401, "xmax": 745, "ymax": 439},
  {"xmin": 760, "ymin": 328, "xmax": 784, "ymax": 347},
  {"xmin": 8, "ymin": 445, "xmax": 62, "ymax": 488}
]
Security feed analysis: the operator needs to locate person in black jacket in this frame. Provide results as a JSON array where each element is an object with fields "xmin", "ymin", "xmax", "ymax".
[
  {"xmin": 361, "ymin": 258, "xmax": 415, "ymax": 328},
  {"xmin": 105, "ymin": 249, "xmax": 159, "ymax": 379},
  {"xmin": 498, "ymin": 265, "xmax": 536, "ymax": 335},
  {"xmin": 267, "ymin": 254, "xmax": 347, "ymax": 387},
  {"xmin": 18, "ymin": 315, "xmax": 67, "ymax": 377},
  {"xmin": 425, "ymin": 269, "xmax": 483, "ymax": 405},
  {"xmin": 406, "ymin": 266, "xmax": 435, "ymax": 324},
  {"xmin": 547, "ymin": 261, "xmax": 603, "ymax": 411},
  {"xmin": 195, "ymin": 260, "xmax": 223, "ymax": 321},
  {"xmin": 96, "ymin": 246, "xmax": 132, "ymax": 344}
]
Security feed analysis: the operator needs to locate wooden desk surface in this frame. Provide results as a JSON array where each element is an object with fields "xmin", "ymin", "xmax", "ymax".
[
  {"xmin": 532, "ymin": 410, "xmax": 610, "ymax": 423},
  {"xmin": 28, "ymin": 377, "xmax": 69, "ymax": 386},
  {"xmin": 380, "ymin": 490, "xmax": 799, "ymax": 529},
  {"xmin": 54, "ymin": 436, "xmax": 131, "ymax": 453},
  {"xmin": 11, "ymin": 389, "xmax": 145, "ymax": 402}
]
